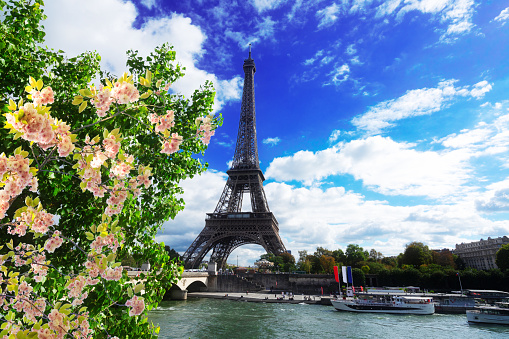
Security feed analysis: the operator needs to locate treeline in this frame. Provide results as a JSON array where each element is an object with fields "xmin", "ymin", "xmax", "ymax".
[{"xmin": 258, "ymin": 242, "xmax": 509, "ymax": 292}]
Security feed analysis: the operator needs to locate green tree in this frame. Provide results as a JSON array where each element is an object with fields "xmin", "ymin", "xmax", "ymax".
[
  {"xmin": 432, "ymin": 250, "xmax": 455, "ymax": 268},
  {"xmin": 0, "ymin": 1, "xmax": 219, "ymax": 337},
  {"xmin": 278, "ymin": 252, "xmax": 296, "ymax": 272},
  {"xmin": 496, "ymin": 244, "xmax": 509, "ymax": 271},
  {"xmin": 345, "ymin": 244, "xmax": 368, "ymax": 267},
  {"xmin": 381, "ymin": 256, "xmax": 398, "ymax": 268},
  {"xmin": 400, "ymin": 242, "xmax": 433, "ymax": 267},
  {"xmin": 332, "ymin": 248, "xmax": 346, "ymax": 265},
  {"xmin": 453, "ymin": 254, "xmax": 466, "ymax": 270},
  {"xmin": 368, "ymin": 248, "xmax": 383, "ymax": 262},
  {"xmin": 318, "ymin": 255, "xmax": 336, "ymax": 274},
  {"xmin": 165, "ymin": 245, "xmax": 182, "ymax": 261}
]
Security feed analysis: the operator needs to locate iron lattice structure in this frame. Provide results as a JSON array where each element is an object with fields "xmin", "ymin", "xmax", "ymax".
[{"xmin": 182, "ymin": 50, "xmax": 286, "ymax": 269}]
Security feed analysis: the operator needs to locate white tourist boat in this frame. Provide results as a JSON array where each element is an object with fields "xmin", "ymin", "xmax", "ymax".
[
  {"xmin": 466, "ymin": 302, "xmax": 509, "ymax": 325},
  {"xmin": 331, "ymin": 295, "xmax": 435, "ymax": 315}
]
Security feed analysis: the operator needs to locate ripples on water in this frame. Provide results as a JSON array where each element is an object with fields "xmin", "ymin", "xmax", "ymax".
[{"xmin": 148, "ymin": 298, "xmax": 509, "ymax": 339}]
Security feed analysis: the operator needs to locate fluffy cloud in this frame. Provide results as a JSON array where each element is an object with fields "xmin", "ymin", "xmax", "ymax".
[
  {"xmin": 476, "ymin": 179, "xmax": 509, "ymax": 213},
  {"xmin": 376, "ymin": 0, "xmax": 476, "ymax": 41},
  {"xmin": 494, "ymin": 7, "xmax": 509, "ymax": 25},
  {"xmin": 264, "ymin": 181, "xmax": 503, "ymax": 257},
  {"xmin": 316, "ymin": 3, "xmax": 340, "ymax": 29},
  {"xmin": 352, "ymin": 79, "xmax": 493, "ymax": 134},
  {"xmin": 263, "ymin": 137, "xmax": 281, "ymax": 146},
  {"xmin": 329, "ymin": 129, "xmax": 341, "ymax": 143},
  {"xmin": 437, "ymin": 112, "xmax": 509, "ymax": 159},
  {"xmin": 266, "ymin": 136, "xmax": 472, "ymax": 198},
  {"xmin": 42, "ymin": 0, "xmax": 241, "ymax": 111},
  {"xmin": 224, "ymin": 16, "xmax": 278, "ymax": 49},
  {"xmin": 326, "ymin": 64, "xmax": 350, "ymax": 86}
]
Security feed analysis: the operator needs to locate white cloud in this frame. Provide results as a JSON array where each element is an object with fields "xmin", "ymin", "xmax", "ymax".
[
  {"xmin": 316, "ymin": 3, "xmax": 340, "ymax": 29},
  {"xmin": 252, "ymin": 0, "xmax": 286, "ymax": 13},
  {"xmin": 329, "ymin": 129, "xmax": 341, "ymax": 143},
  {"xmin": 476, "ymin": 179, "xmax": 509, "ymax": 212},
  {"xmin": 376, "ymin": 0, "xmax": 403, "ymax": 17},
  {"xmin": 157, "ymin": 157, "xmax": 509, "ymax": 262},
  {"xmin": 326, "ymin": 64, "xmax": 350, "ymax": 86},
  {"xmin": 264, "ymin": 181, "xmax": 506, "ymax": 257},
  {"xmin": 352, "ymin": 79, "xmax": 493, "ymax": 134},
  {"xmin": 140, "ymin": 0, "xmax": 156, "ymax": 9},
  {"xmin": 256, "ymin": 16, "xmax": 277, "ymax": 40},
  {"xmin": 266, "ymin": 136, "xmax": 472, "ymax": 198},
  {"xmin": 494, "ymin": 7, "xmax": 509, "ymax": 25},
  {"xmin": 346, "ymin": 44, "xmax": 357, "ymax": 55},
  {"xmin": 377, "ymin": 0, "xmax": 476, "ymax": 42},
  {"xmin": 303, "ymin": 50, "xmax": 324, "ymax": 66},
  {"xmin": 263, "ymin": 137, "xmax": 281, "ymax": 146},
  {"xmin": 438, "ymin": 112, "xmax": 509, "ymax": 157},
  {"xmin": 224, "ymin": 16, "xmax": 278, "ymax": 49},
  {"xmin": 469, "ymin": 80, "xmax": 492, "ymax": 99},
  {"xmin": 320, "ymin": 56, "xmax": 335, "ymax": 65},
  {"xmin": 42, "ymin": 0, "xmax": 241, "ymax": 111}
]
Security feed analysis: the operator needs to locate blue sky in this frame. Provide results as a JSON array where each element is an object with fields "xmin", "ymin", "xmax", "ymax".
[{"xmin": 43, "ymin": 0, "xmax": 509, "ymax": 266}]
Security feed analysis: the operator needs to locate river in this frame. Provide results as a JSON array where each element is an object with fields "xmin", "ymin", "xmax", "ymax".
[{"xmin": 148, "ymin": 297, "xmax": 509, "ymax": 339}]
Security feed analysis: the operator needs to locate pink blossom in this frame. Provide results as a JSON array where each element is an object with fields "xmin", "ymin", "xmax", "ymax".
[
  {"xmin": 48, "ymin": 308, "xmax": 69, "ymax": 337},
  {"xmin": 125, "ymin": 295, "xmax": 145, "ymax": 316},
  {"xmin": 111, "ymin": 161, "xmax": 131, "ymax": 179},
  {"xmin": 111, "ymin": 81, "xmax": 139, "ymax": 104},
  {"xmin": 31, "ymin": 87, "xmax": 54, "ymax": 106},
  {"xmin": 44, "ymin": 235, "xmax": 63, "ymax": 253},
  {"xmin": 92, "ymin": 86, "xmax": 114, "ymax": 117},
  {"xmin": 161, "ymin": 133, "xmax": 183, "ymax": 154}
]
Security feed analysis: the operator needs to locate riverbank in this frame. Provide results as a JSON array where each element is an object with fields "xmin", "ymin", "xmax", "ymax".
[{"xmin": 188, "ymin": 291, "xmax": 330, "ymax": 305}]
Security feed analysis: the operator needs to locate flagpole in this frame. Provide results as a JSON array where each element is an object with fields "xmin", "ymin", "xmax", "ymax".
[{"xmin": 457, "ymin": 272, "xmax": 463, "ymax": 295}]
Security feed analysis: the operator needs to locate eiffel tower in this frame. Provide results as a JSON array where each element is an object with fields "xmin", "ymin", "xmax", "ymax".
[{"xmin": 182, "ymin": 48, "xmax": 286, "ymax": 269}]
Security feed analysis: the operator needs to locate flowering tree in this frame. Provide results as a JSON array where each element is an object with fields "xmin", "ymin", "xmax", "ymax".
[{"xmin": 0, "ymin": 1, "xmax": 219, "ymax": 337}]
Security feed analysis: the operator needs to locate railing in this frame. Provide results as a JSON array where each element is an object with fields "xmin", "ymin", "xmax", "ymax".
[{"xmin": 206, "ymin": 212, "xmax": 274, "ymax": 220}]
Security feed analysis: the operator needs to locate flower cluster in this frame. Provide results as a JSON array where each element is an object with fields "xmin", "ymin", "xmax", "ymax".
[
  {"xmin": 44, "ymin": 231, "xmax": 64, "ymax": 253},
  {"xmin": 86, "ymin": 73, "xmax": 140, "ymax": 117},
  {"xmin": 91, "ymin": 86, "xmax": 114, "ymax": 117},
  {"xmin": 111, "ymin": 80, "xmax": 140, "ymax": 105},
  {"xmin": 4, "ymin": 78, "xmax": 77, "ymax": 157},
  {"xmin": 125, "ymin": 295, "xmax": 145, "ymax": 316},
  {"xmin": 0, "ymin": 151, "xmax": 38, "ymax": 219},
  {"xmin": 9, "ymin": 204, "xmax": 54, "ymax": 236},
  {"xmin": 196, "ymin": 115, "xmax": 216, "ymax": 145},
  {"xmin": 161, "ymin": 133, "xmax": 183, "ymax": 154},
  {"xmin": 149, "ymin": 110, "xmax": 184, "ymax": 154},
  {"xmin": 150, "ymin": 110, "xmax": 175, "ymax": 132},
  {"xmin": 30, "ymin": 86, "xmax": 54, "ymax": 107}
]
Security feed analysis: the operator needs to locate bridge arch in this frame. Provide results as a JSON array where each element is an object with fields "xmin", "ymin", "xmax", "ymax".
[{"xmin": 187, "ymin": 280, "xmax": 207, "ymax": 292}]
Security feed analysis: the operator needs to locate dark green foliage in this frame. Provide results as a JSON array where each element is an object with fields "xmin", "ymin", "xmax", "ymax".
[
  {"xmin": 496, "ymin": 244, "xmax": 509, "ymax": 271},
  {"xmin": 399, "ymin": 242, "xmax": 433, "ymax": 267},
  {"xmin": 345, "ymin": 244, "xmax": 368, "ymax": 267}
]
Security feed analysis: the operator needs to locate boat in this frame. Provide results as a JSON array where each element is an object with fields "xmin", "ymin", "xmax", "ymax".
[
  {"xmin": 434, "ymin": 295, "xmax": 476, "ymax": 314},
  {"xmin": 331, "ymin": 295, "xmax": 434, "ymax": 315},
  {"xmin": 466, "ymin": 302, "xmax": 509, "ymax": 325}
]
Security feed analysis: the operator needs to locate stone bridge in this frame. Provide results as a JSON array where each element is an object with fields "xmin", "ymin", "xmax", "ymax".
[{"xmin": 130, "ymin": 264, "xmax": 340, "ymax": 300}]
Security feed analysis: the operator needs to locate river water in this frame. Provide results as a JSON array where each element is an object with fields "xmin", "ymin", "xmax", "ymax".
[{"xmin": 148, "ymin": 298, "xmax": 509, "ymax": 339}]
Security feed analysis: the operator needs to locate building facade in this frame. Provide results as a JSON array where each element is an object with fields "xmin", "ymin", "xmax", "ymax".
[{"xmin": 454, "ymin": 236, "xmax": 509, "ymax": 270}]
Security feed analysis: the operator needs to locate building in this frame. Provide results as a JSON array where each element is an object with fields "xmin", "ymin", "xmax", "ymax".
[{"xmin": 454, "ymin": 236, "xmax": 509, "ymax": 270}]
